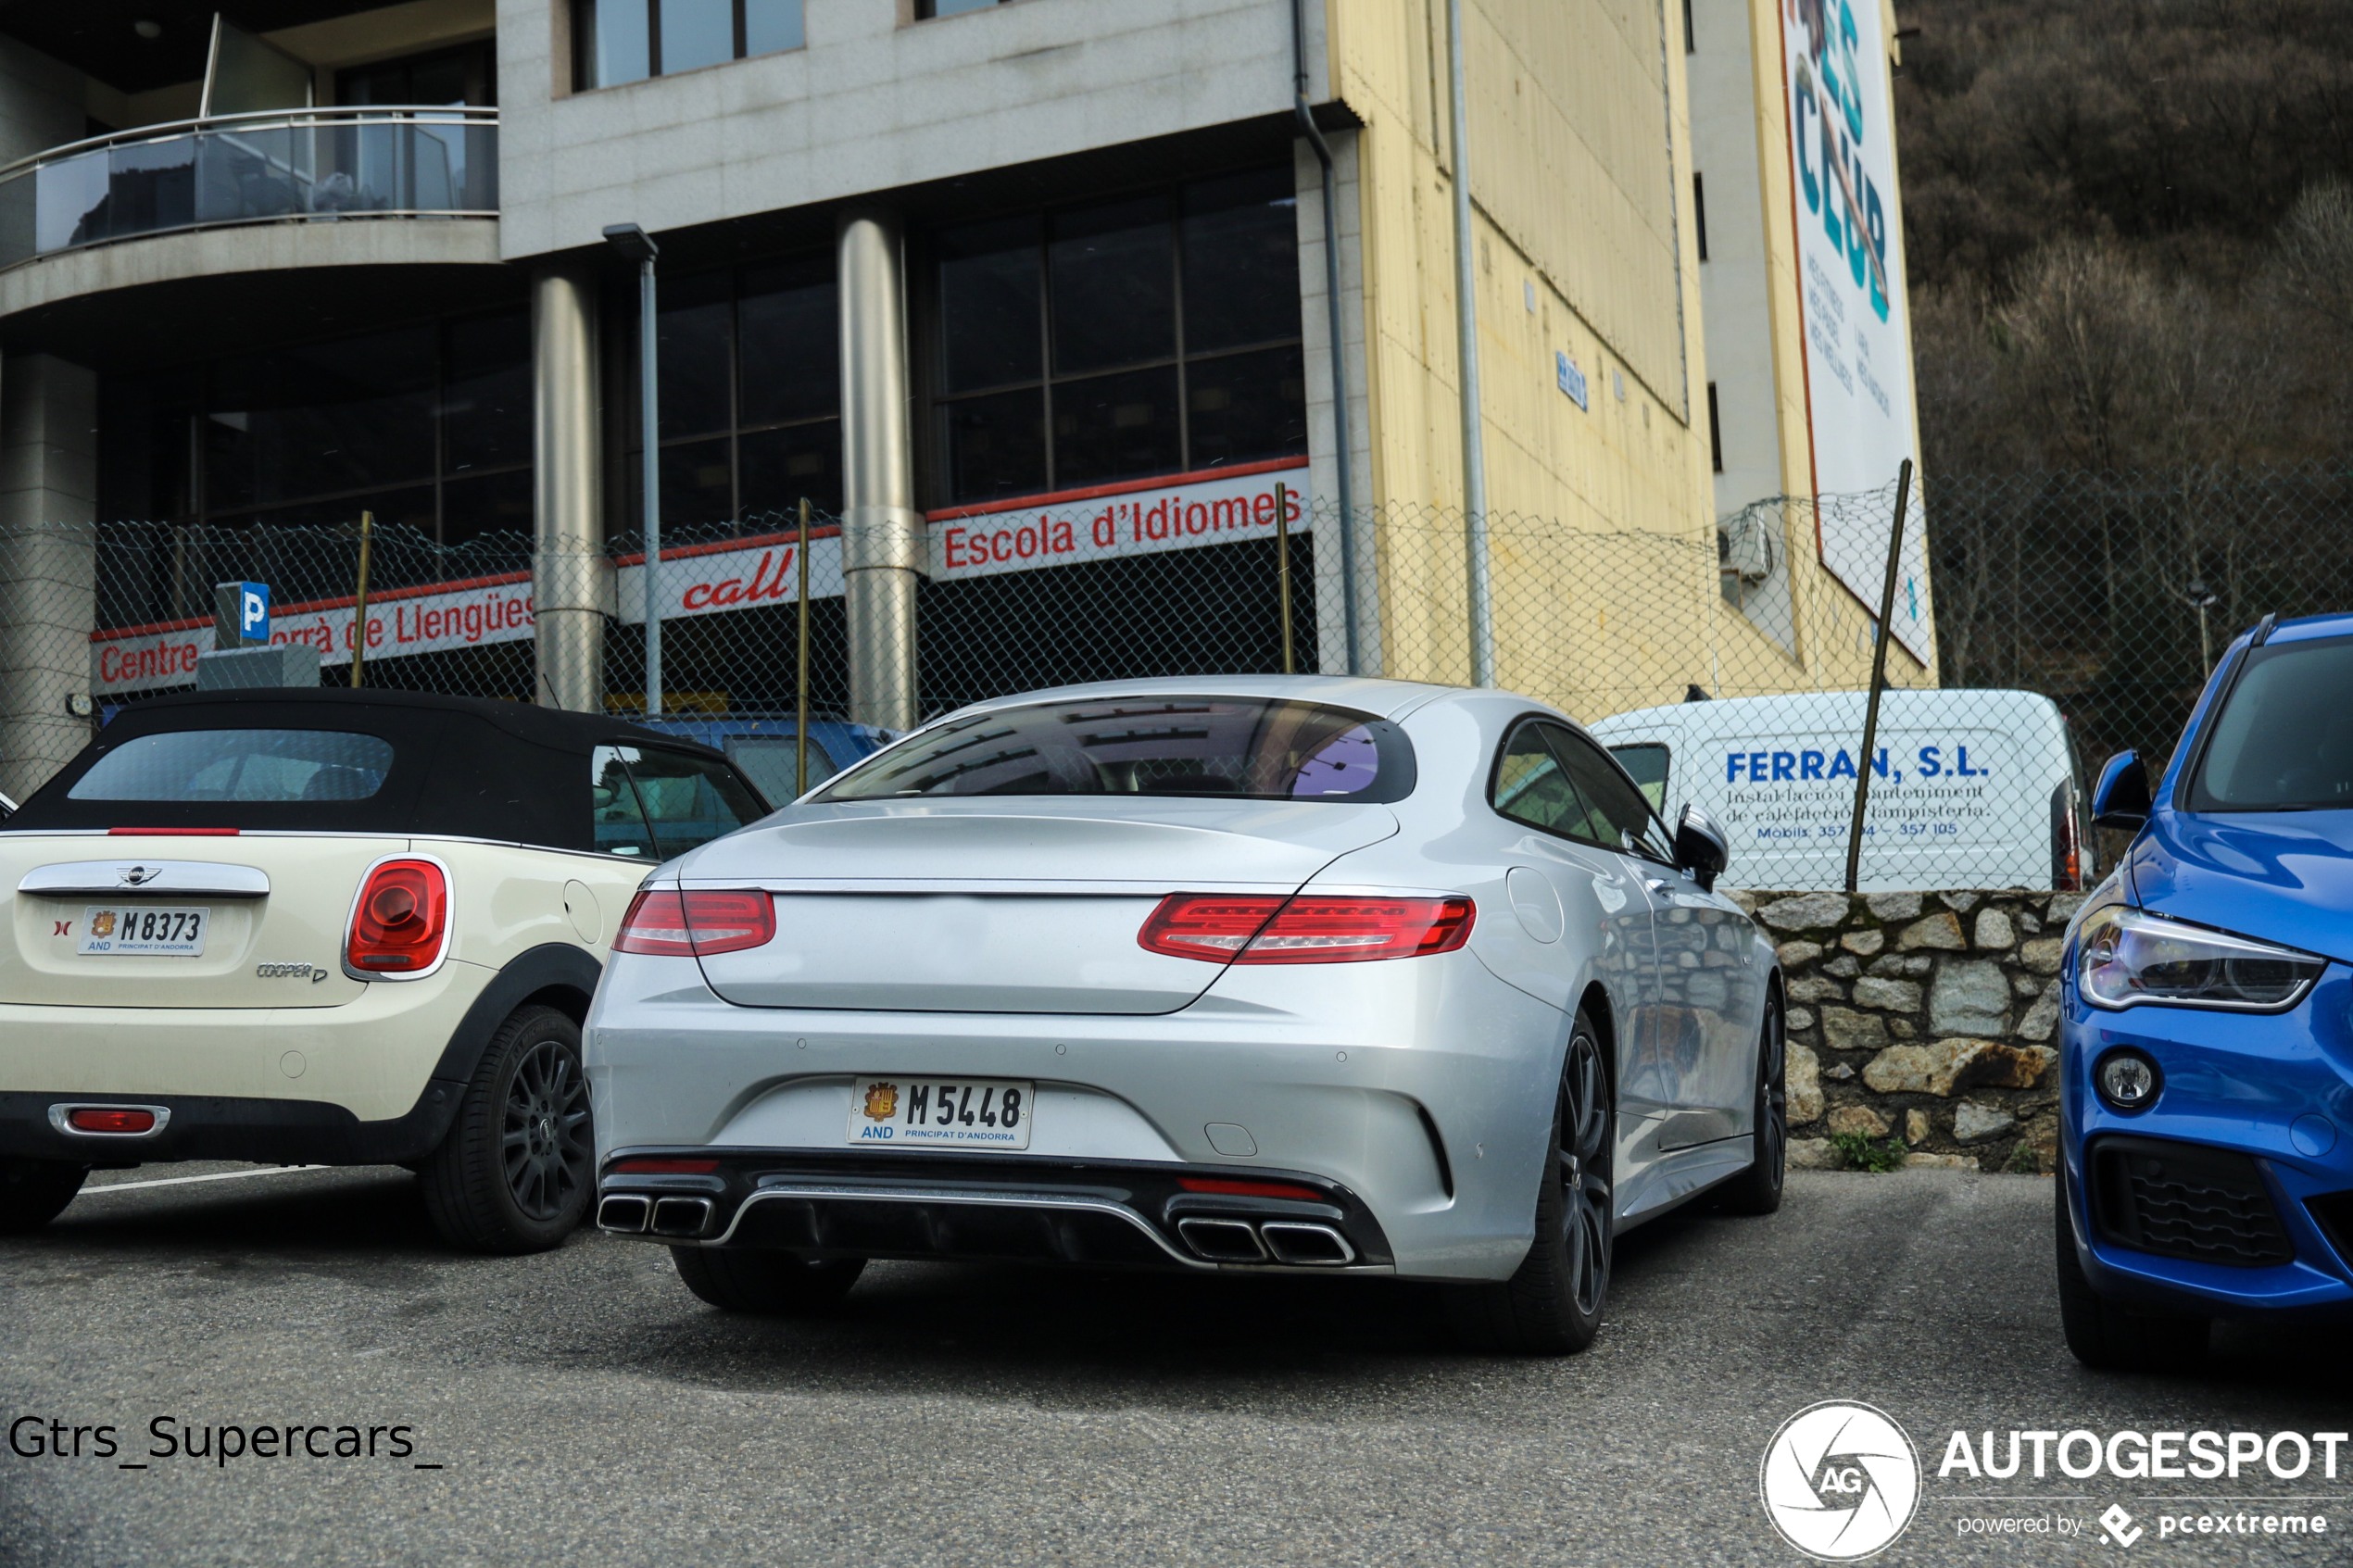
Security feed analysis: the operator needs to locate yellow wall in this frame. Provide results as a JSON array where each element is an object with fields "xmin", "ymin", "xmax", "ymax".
[{"xmin": 1331, "ymin": 0, "xmax": 1724, "ymax": 717}]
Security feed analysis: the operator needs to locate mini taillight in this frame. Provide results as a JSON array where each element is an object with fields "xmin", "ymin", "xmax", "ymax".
[
  {"xmin": 346, "ymin": 859, "xmax": 449, "ymax": 974},
  {"xmin": 67, "ymin": 1107, "xmax": 155, "ymax": 1134},
  {"xmin": 610, "ymin": 1157, "xmax": 722, "ymax": 1174},
  {"xmin": 1140, "ymin": 893, "xmax": 1475, "ymax": 964},
  {"xmin": 613, "ymin": 888, "xmax": 775, "ymax": 957},
  {"xmin": 1176, "ymin": 1176, "xmax": 1327, "ymax": 1201}
]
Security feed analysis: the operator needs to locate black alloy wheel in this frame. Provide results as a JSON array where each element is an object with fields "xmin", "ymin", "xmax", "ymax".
[
  {"xmin": 1718, "ymin": 989, "xmax": 1788, "ymax": 1215},
  {"xmin": 420, "ymin": 1005, "xmax": 594, "ymax": 1253},
  {"xmin": 1447, "ymin": 1009, "xmax": 1615, "ymax": 1354},
  {"xmin": 504, "ymin": 1037, "xmax": 592, "ymax": 1223}
]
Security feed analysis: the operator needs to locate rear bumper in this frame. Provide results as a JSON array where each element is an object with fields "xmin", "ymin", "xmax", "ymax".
[
  {"xmin": 585, "ymin": 949, "xmax": 1576, "ymax": 1282},
  {"xmin": 0, "ymin": 1084, "xmax": 458, "ymax": 1167},
  {"xmin": 0, "ymin": 960, "xmax": 489, "ymax": 1124},
  {"xmin": 596, "ymin": 1148, "xmax": 1395, "ymax": 1273}
]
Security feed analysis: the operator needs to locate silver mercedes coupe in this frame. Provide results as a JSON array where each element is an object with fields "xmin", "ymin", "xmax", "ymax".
[{"xmin": 584, "ymin": 676, "xmax": 1787, "ymax": 1353}]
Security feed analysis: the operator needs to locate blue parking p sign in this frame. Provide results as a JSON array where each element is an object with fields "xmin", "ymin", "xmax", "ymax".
[{"xmin": 238, "ymin": 582, "xmax": 270, "ymax": 642}]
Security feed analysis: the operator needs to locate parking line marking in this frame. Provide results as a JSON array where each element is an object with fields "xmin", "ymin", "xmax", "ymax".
[{"xmin": 76, "ymin": 1165, "xmax": 327, "ymax": 1196}]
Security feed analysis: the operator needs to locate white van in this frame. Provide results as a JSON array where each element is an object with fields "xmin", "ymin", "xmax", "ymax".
[{"xmin": 1587, "ymin": 689, "xmax": 2092, "ymax": 893}]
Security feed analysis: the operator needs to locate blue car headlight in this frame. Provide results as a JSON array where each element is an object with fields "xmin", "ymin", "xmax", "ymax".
[{"xmin": 2078, "ymin": 906, "xmax": 2325, "ymax": 1012}]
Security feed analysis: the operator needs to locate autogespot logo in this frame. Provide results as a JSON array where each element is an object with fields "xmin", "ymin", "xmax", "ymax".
[{"xmin": 1761, "ymin": 1401, "xmax": 1923, "ymax": 1561}]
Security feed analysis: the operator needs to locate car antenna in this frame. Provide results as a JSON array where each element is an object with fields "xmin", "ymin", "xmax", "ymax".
[{"xmin": 2249, "ymin": 612, "xmax": 2277, "ymax": 647}]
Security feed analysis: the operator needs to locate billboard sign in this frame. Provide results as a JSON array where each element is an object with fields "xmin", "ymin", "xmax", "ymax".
[{"xmin": 1780, "ymin": 0, "xmax": 1931, "ymax": 663}]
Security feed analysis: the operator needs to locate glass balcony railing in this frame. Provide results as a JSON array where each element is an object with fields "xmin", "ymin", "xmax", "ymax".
[{"xmin": 0, "ymin": 107, "xmax": 497, "ymax": 270}]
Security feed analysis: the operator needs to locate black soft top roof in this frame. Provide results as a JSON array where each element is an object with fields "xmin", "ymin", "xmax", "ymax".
[{"xmin": 8, "ymin": 689, "xmax": 728, "ymax": 852}]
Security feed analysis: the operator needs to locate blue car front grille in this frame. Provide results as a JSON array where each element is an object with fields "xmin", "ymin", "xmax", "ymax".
[{"xmin": 2090, "ymin": 1136, "xmax": 2295, "ymax": 1269}]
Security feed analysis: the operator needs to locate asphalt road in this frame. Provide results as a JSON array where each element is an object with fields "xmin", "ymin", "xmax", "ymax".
[{"xmin": 2, "ymin": 1165, "xmax": 2347, "ymax": 1567}]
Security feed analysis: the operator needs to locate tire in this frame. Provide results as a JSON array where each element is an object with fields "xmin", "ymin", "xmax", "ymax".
[
  {"xmin": 671, "ymin": 1246, "xmax": 866, "ymax": 1314},
  {"xmin": 1717, "ymin": 988, "xmax": 1787, "ymax": 1216},
  {"xmin": 0, "ymin": 1158, "xmax": 87, "ymax": 1235},
  {"xmin": 1446, "ymin": 1009, "xmax": 1614, "ymax": 1355},
  {"xmin": 419, "ymin": 1004, "xmax": 593, "ymax": 1254},
  {"xmin": 2055, "ymin": 1165, "xmax": 2209, "ymax": 1372}
]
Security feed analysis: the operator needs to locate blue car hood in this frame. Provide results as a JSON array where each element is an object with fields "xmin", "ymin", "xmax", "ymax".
[{"xmin": 2130, "ymin": 809, "xmax": 2353, "ymax": 965}]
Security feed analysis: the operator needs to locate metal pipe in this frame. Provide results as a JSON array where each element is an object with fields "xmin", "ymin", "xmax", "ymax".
[
  {"xmin": 1843, "ymin": 459, "xmax": 1914, "ymax": 895},
  {"xmin": 1277, "ymin": 481, "xmax": 1295, "ymax": 673},
  {"xmin": 637, "ymin": 250, "xmax": 661, "ymax": 718},
  {"xmin": 1290, "ymin": 0, "xmax": 1359, "ymax": 674},
  {"xmin": 349, "ymin": 510, "xmax": 372, "ymax": 688},
  {"xmin": 797, "ymin": 496, "xmax": 812, "ymax": 797},
  {"xmin": 1446, "ymin": 0, "xmax": 1494, "ymax": 687}
]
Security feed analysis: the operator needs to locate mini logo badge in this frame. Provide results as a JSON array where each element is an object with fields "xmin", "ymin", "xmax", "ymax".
[
  {"xmin": 116, "ymin": 865, "xmax": 159, "ymax": 886},
  {"xmin": 1759, "ymin": 1401, "xmax": 1921, "ymax": 1561},
  {"xmin": 92, "ymin": 911, "xmax": 118, "ymax": 937},
  {"xmin": 862, "ymin": 1083, "xmax": 899, "ymax": 1122},
  {"xmin": 2099, "ymin": 1504, "xmax": 2143, "ymax": 1548}
]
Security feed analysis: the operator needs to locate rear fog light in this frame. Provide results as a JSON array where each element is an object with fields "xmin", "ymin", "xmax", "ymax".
[{"xmin": 67, "ymin": 1108, "xmax": 156, "ymax": 1135}]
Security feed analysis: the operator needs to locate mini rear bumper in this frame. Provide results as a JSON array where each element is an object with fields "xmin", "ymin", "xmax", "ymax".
[
  {"xmin": 2060, "ymin": 965, "xmax": 2353, "ymax": 1320},
  {"xmin": 0, "ymin": 1085, "xmax": 459, "ymax": 1166},
  {"xmin": 595, "ymin": 1148, "xmax": 1395, "ymax": 1273}
]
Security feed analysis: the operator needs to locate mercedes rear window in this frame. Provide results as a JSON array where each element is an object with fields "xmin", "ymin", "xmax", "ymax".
[
  {"xmin": 819, "ymin": 697, "xmax": 1416, "ymax": 803},
  {"xmin": 2191, "ymin": 635, "xmax": 2353, "ymax": 811},
  {"xmin": 68, "ymin": 729, "xmax": 395, "ymax": 803}
]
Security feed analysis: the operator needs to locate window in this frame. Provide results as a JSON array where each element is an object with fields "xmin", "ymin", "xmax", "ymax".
[
  {"xmin": 930, "ymin": 169, "xmax": 1306, "ymax": 506},
  {"xmin": 338, "ymin": 40, "xmax": 497, "ymax": 106},
  {"xmin": 622, "ymin": 255, "xmax": 842, "ymax": 535},
  {"xmin": 70, "ymin": 730, "xmax": 394, "ymax": 802},
  {"xmin": 821, "ymin": 697, "xmax": 1415, "ymax": 803},
  {"xmin": 2190, "ymin": 635, "xmax": 2353, "ymax": 811},
  {"xmin": 575, "ymin": 0, "xmax": 803, "ymax": 89},
  {"xmin": 724, "ymin": 734, "xmax": 838, "ymax": 803},
  {"xmin": 1492, "ymin": 721, "xmax": 1673, "ymax": 861},
  {"xmin": 97, "ymin": 307, "xmax": 535, "ymax": 559},
  {"xmin": 1707, "ymin": 382, "xmax": 1723, "ymax": 473},
  {"xmin": 1693, "ymin": 172, "xmax": 1708, "ymax": 262},
  {"xmin": 919, "ymin": 0, "xmax": 1009, "ymax": 16},
  {"xmin": 592, "ymin": 744, "xmax": 768, "ymax": 857},
  {"xmin": 1609, "ymin": 743, "xmax": 1671, "ymax": 814}
]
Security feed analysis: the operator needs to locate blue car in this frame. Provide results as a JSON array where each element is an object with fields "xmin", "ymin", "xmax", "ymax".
[
  {"xmin": 2057, "ymin": 611, "xmax": 2353, "ymax": 1369},
  {"xmin": 630, "ymin": 714, "xmax": 896, "ymax": 811}
]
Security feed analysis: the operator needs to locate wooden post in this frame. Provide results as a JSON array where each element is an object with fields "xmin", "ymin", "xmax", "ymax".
[
  {"xmin": 1276, "ymin": 482, "xmax": 1295, "ymax": 675},
  {"xmin": 1843, "ymin": 460, "xmax": 1914, "ymax": 894},
  {"xmin": 349, "ymin": 510, "xmax": 374, "ymax": 688},
  {"xmin": 796, "ymin": 496, "xmax": 812, "ymax": 797}
]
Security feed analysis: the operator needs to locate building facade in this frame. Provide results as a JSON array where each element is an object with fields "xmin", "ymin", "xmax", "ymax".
[{"xmin": 0, "ymin": 0, "xmax": 1831, "ymax": 798}]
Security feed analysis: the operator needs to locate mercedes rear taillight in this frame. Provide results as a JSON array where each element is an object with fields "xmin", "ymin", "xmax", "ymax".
[
  {"xmin": 1139, "ymin": 893, "xmax": 1475, "ymax": 964},
  {"xmin": 346, "ymin": 859, "xmax": 450, "ymax": 975},
  {"xmin": 613, "ymin": 888, "xmax": 775, "ymax": 957}
]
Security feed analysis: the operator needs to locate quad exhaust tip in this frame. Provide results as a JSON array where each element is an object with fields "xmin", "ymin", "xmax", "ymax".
[
  {"xmin": 597, "ymin": 1195, "xmax": 652, "ymax": 1234},
  {"xmin": 1176, "ymin": 1216, "xmax": 1355, "ymax": 1267},
  {"xmin": 649, "ymin": 1196, "xmax": 714, "ymax": 1238}
]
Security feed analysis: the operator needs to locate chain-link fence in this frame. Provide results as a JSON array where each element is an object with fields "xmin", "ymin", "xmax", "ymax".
[{"xmin": 6, "ymin": 468, "xmax": 2347, "ymax": 890}]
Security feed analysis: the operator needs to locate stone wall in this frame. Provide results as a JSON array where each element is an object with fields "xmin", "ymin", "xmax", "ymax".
[{"xmin": 1726, "ymin": 890, "xmax": 2086, "ymax": 1174}]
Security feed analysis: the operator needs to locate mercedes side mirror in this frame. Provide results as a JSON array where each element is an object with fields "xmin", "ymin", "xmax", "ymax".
[
  {"xmin": 2091, "ymin": 750, "xmax": 2151, "ymax": 831},
  {"xmin": 1674, "ymin": 804, "xmax": 1730, "ymax": 892}
]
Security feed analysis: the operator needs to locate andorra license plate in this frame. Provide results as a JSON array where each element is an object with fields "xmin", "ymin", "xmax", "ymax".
[
  {"xmin": 78, "ymin": 905, "xmax": 209, "ymax": 957},
  {"xmin": 847, "ymin": 1076, "xmax": 1035, "ymax": 1150}
]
